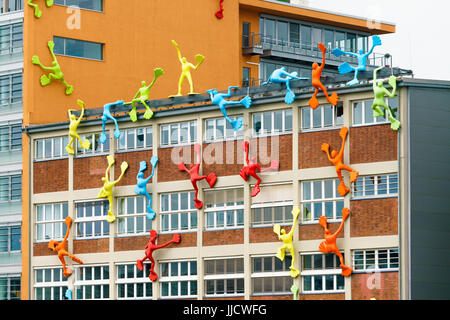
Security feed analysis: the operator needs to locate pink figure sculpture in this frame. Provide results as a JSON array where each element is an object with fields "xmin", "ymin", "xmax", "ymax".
[
  {"xmin": 178, "ymin": 144, "xmax": 217, "ymax": 209},
  {"xmin": 137, "ymin": 230, "xmax": 181, "ymax": 282},
  {"xmin": 239, "ymin": 141, "xmax": 279, "ymax": 197},
  {"xmin": 216, "ymin": 0, "xmax": 224, "ymax": 19}
]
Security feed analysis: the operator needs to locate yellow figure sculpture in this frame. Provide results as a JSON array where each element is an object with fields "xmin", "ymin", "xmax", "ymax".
[
  {"xmin": 169, "ymin": 40, "xmax": 205, "ymax": 97},
  {"xmin": 98, "ymin": 155, "xmax": 128, "ymax": 223},
  {"xmin": 273, "ymin": 206, "xmax": 300, "ymax": 278},
  {"xmin": 65, "ymin": 100, "xmax": 91, "ymax": 155}
]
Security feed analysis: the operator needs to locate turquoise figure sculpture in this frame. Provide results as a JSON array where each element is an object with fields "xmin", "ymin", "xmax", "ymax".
[
  {"xmin": 65, "ymin": 289, "xmax": 72, "ymax": 300},
  {"xmin": 100, "ymin": 101, "xmax": 123, "ymax": 144},
  {"xmin": 135, "ymin": 156, "xmax": 159, "ymax": 220},
  {"xmin": 372, "ymin": 66, "xmax": 400, "ymax": 131},
  {"xmin": 332, "ymin": 35, "xmax": 382, "ymax": 86},
  {"xmin": 261, "ymin": 67, "xmax": 307, "ymax": 104},
  {"xmin": 206, "ymin": 86, "xmax": 251, "ymax": 131}
]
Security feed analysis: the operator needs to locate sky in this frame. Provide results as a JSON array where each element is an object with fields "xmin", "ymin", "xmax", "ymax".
[{"xmin": 307, "ymin": 0, "xmax": 450, "ymax": 81}]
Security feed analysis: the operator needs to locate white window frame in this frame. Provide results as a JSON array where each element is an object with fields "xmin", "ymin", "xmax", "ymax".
[
  {"xmin": 160, "ymin": 192, "xmax": 197, "ymax": 234},
  {"xmin": 301, "ymin": 179, "xmax": 344, "ymax": 224},
  {"xmin": 117, "ymin": 126, "xmax": 152, "ymax": 152},
  {"xmin": 75, "ymin": 132, "xmax": 109, "ymax": 157},
  {"xmin": 252, "ymin": 109, "xmax": 293, "ymax": 137},
  {"xmin": 352, "ymin": 248, "xmax": 399, "ymax": 272},
  {"xmin": 0, "ymin": 122, "xmax": 22, "ymax": 152},
  {"xmin": 352, "ymin": 97, "xmax": 399, "ymax": 127},
  {"xmin": 0, "ymin": 72, "xmax": 22, "ymax": 106},
  {"xmin": 159, "ymin": 260, "xmax": 198, "ymax": 299},
  {"xmin": 34, "ymin": 267, "xmax": 69, "ymax": 300},
  {"xmin": 301, "ymin": 253, "xmax": 345, "ymax": 294},
  {"xmin": 0, "ymin": 22, "xmax": 23, "ymax": 56},
  {"xmin": 34, "ymin": 136, "xmax": 69, "ymax": 161},
  {"xmin": 0, "ymin": 224, "xmax": 21, "ymax": 253},
  {"xmin": 74, "ymin": 264, "xmax": 110, "ymax": 300},
  {"xmin": 352, "ymin": 174, "xmax": 399, "ymax": 199},
  {"xmin": 117, "ymin": 196, "xmax": 152, "ymax": 236},
  {"xmin": 204, "ymin": 257, "xmax": 245, "ymax": 298},
  {"xmin": 204, "ymin": 201, "xmax": 244, "ymax": 231},
  {"xmin": 35, "ymin": 202, "xmax": 69, "ymax": 242},
  {"xmin": 204, "ymin": 116, "xmax": 244, "ymax": 142},
  {"xmin": 160, "ymin": 120, "xmax": 197, "ymax": 147},
  {"xmin": 300, "ymin": 103, "xmax": 344, "ymax": 131},
  {"xmin": 53, "ymin": 0, "xmax": 104, "ymax": 12},
  {"xmin": 74, "ymin": 200, "xmax": 110, "ymax": 239},
  {"xmin": 0, "ymin": 173, "xmax": 21, "ymax": 202},
  {"xmin": 251, "ymin": 255, "xmax": 293, "ymax": 295},
  {"xmin": 116, "ymin": 262, "xmax": 153, "ymax": 300},
  {"xmin": 251, "ymin": 201, "xmax": 294, "ymax": 227}
]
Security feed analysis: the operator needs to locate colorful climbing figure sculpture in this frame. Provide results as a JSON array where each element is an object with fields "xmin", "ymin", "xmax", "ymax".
[
  {"xmin": 97, "ymin": 155, "xmax": 128, "ymax": 223},
  {"xmin": 321, "ymin": 126, "xmax": 359, "ymax": 197},
  {"xmin": 309, "ymin": 43, "xmax": 338, "ymax": 109},
  {"xmin": 291, "ymin": 284, "xmax": 299, "ymax": 300},
  {"xmin": 318, "ymin": 207, "xmax": 353, "ymax": 277},
  {"xmin": 135, "ymin": 156, "xmax": 159, "ymax": 220},
  {"xmin": 178, "ymin": 144, "xmax": 217, "ymax": 209},
  {"xmin": 216, "ymin": 0, "xmax": 224, "ymax": 19},
  {"xmin": 137, "ymin": 230, "xmax": 181, "ymax": 282},
  {"xmin": 65, "ymin": 289, "xmax": 72, "ymax": 300},
  {"xmin": 170, "ymin": 40, "xmax": 205, "ymax": 97},
  {"xmin": 127, "ymin": 68, "xmax": 164, "ymax": 122},
  {"xmin": 240, "ymin": 141, "xmax": 279, "ymax": 197},
  {"xmin": 262, "ymin": 67, "xmax": 308, "ymax": 104},
  {"xmin": 332, "ymin": 35, "xmax": 382, "ymax": 86},
  {"xmin": 372, "ymin": 66, "xmax": 401, "ymax": 131},
  {"xmin": 48, "ymin": 216, "xmax": 83, "ymax": 277},
  {"xmin": 65, "ymin": 100, "xmax": 91, "ymax": 155},
  {"xmin": 207, "ymin": 86, "xmax": 251, "ymax": 131},
  {"xmin": 274, "ymin": 206, "xmax": 301, "ymax": 278},
  {"xmin": 28, "ymin": 0, "xmax": 53, "ymax": 18},
  {"xmin": 32, "ymin": 40, "xmax": 73, "ymax": 95},
  {"xmin": 100, "ymin": 100, "xmax": 123, "ymax": 144}
]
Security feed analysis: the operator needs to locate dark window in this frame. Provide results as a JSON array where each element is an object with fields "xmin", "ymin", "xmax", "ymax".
[
  {"xmin": 53, "ymin": 36, "xmax": 103, "ymax": 60},
  {"xmin": 54, "ymin": 0, "xmax": 103, "ymax": 11}
]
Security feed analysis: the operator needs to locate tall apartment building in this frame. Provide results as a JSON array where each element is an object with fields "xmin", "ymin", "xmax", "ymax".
[
  {"xmin": 18, "ymin": 0, "xmax": 450, "ymax": 300},
  {"xmin": 0, "ymin": 0, "xmax": 23, "ymax": 301}
]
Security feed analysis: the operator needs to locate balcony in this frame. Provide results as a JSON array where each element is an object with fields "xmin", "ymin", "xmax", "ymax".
[{"xmin": 243, "ymin": 33, "xmax": 386, "ymax": 68}]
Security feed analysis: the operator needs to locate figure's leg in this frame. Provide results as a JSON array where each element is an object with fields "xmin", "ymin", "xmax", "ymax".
[
  {"xmin": 142, "ymin": 101, "xmax": 154, "ymax": 120},
  {"xmin": 186, "ymin": 72, "xmax": 196, "ymax": 94},
  {"xmin": 220, "ymin": 105, "xmax": 242, "ymax": 131},
  {"xmin": 58, "ymin": 254, "xmax": 72, "ymax": 277},
  {"xmin": 318, "ymin": 82, "xmax": 338, "ymax": 106},
  {"xmin": 177, "ymin": 74, "xmax": 186, "ymax": 96},
  {"xmin": 129, "ymin": 100, "xmax": 138, "ymax": 122},
  {"xmin": 106, "ymin": 195, "xmax": 116, "ymax": 223},
  {"xmin": 65, "ymin": 137, "xmax": 75, "ymax": 154},
  {"xmin": 371, "ymin": 102, "xmax": 385, "ymax": 118},
  {"xmin": 380, "ymin": 101, "xmax": 401, "ymax": 130},
  {"xmin": 276, "ymin": 246, "xmax": 286, "ymax": 261},
  {"xmin": 308, "ymin": 88, "xmax": 320, "ymax": 109},
  {"xmin": 288, "ymin": 247, "xmax": 300, "ymax": 278},
  {"xmin": 336, "ymin": 169, "xmax": 350, "ymax": 197},
  {"xmin": 341, "ymin": 164, "xmax": 359, "ymax": 183},
  {"xmin": 137, "ymin": 255, "xmax": 148, "ymax": 271},
  {"xmin": 106, "ymin": 113, "xmax": 121, "ymax": 139},
  {"xmin": 46, "ymin": 0, "xmax": 54, "ymax": 7},
  {"xmin": 68, "ymin": 253, "xmax": 83, "ymax": 265},
  {"xmin": 191, "ymin": 179, "xmax": 203, "ymax": 209},
  {"xmin": 333, "ymin": 249, "xmax": 352, "ymax": 277},
  {"xmin": 347, "ymin": 69, "xmax": 360, "ymax": 86},
  {"xmin": 28, "ymin": 0, "xmax": 42, "ymax": 18},
  {"xmin": 99, "ymin": 115, "xmax": 108, "ymax": 144},
  {"xmin": 145, "ymin": 191, "xmax": 155, "ymax": 220},
  {"xmin": 148, "ymin": 256, "xmax": 158, "ymax": 281},
  {"xmin": 250, "ymin": 173, "xmax": 262, "ymax": 197},
  {"xmin": 60, "ymin": 79, "xmax": 74, "ymax": 95},
  {"xmin": 285, "ymin": 80, "xmax": 295, "ymax": 104}
]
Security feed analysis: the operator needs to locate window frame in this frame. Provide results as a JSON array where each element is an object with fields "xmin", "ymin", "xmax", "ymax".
[
  {"xmin": 116, "ymin": 196, "xmax": 152, "ymax": 236},
  {"xmin": 204, "ymin": 192, "xmax": 244, "ymax": 231},
  {"xmin": 74, "ymin": 131, "xmax": 109, "ymax": 157},
  {"xmin": 0, "ymin": 122, "xmax": 22, "ymax": 152},
  {"xmin": 0, "ymin": 275, "xmax": 21, "ymax": 300},
  {"xmin": 352, "ymin": 97, "xmax": 399, "ymax": 127},
  {"xmin": 35, "ymin": 202, "xmax": 69, "ymax": 243},
  {"xmin": 74, "ymin": 264, "xmax": 110, "ymax": 300},
  {"xmin": 0, "ymin": 224, "xmax": 21, "ymax": 253},
  {"xmin": 204, "ymin": 257, "xmax": 245, "ymax": 298},
  {"xmin": 352, "ymin": 174, "xmax": 399, "ymax": 199},
  {"xmin": 53, "ymin": 0, "xmax": 104, "ymax": 12},
  {"xmin": 116, "ymin": 262, "xmax": 153, "ymax": 300},
  {"xmin": 301, "ymin": 253, "xmax": 345, "ymax": 294},
  {"xmin": 251, "ymin": 255, "xmax": 293, "ymax": 296},
  {"xmin": 251, "ymin": 201, "xmax": 294, "ymax": 227},
  {"xmin": 0, "ymin": 173, "xmax": 22, "ymax": 203},
  {"xmin": 34, "ymin": 136, "xmax": 69, "ymax": 161},
  {"xmin": 34, "ymin": 267, "xmax": 69, "ymax": 300},
  {"xmin": 116, "ymin": 126, "xmax": 152, "ymax": 152},
  {"xmin": 160, "ymin": 120, "xmax": 197, "ymax": 148},
  {"xmin": 0, "ymin": 72, "xmax": 22, "ymax": 106},
  {"xmin": 159, "ymin": 260, "xmax": 198, "ymax": 299},
  {"xmin": 160, "ymin": 191, "xmax": 197, "ymax": 234},
  {"xmin": 74, "ymin": 200, "xmax": 110, "ymax": 239},
  {"xmin": 252, "ymin": 109, "xmax": 293, "ymax": 137},
  {"xmin": 352, "ymin": 248, "xmax": 399, "ymax": 272},
  {"xmin": 53, "ymin": 36, "xmax": 104, "ymax": 61},
  {"xmin": 0, "ymin": 22, "xmax": 23, "ymax": 56},
  {"xmin": 300, "ymin": 103, "xmax": 344, "ymax": 132},
  {"xmin": 204, "ymin": 116, "xmax": 244, "ymax": 143}
]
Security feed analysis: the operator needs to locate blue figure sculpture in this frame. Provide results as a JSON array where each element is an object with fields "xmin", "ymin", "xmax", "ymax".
[
  {"xmin": 261, "ymin": 67, "xmax": 308, "ymax": 104},
  {"xmin": 332, "ymin": 35, "xmax": 382, "ymax": 86},
  {"xmin": 100, "ymin": 100, "xmax": 123, "ymax": 144},
  {"xmin": 135, "ymin": 156, "xmax": 159, "ymax": 220},
  {"xmin": 65, "ymin": 289, "xmax": 72, "ymax": 300},
  {"xmin": 206, "ymin": 86, "xmax": 252, "ymax": 131}
]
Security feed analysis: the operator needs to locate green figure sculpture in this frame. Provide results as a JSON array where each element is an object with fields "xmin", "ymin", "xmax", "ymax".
[
  {"xmin": 127, "ymin": 68, "xmax": 164, "ymax": 122},
  {"xmin": 32, "ymin": 41, "xmax": 74, "ymax": 95},
  {"xmin": 28, "ymin": 0, "xmax": 53, "ymax": 18},
  {"xmin": 291, "ymin": 284, "xmax": 299, "ymax": 300},
  {"xmin": 372, "ymin": 66, "xmax": 400, "ymax": 131}
]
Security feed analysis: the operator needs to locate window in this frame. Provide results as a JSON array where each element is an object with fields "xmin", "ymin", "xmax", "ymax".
[
  {"xmin": 353, "ymin": 98, "xmax": 399, "ymax": 126},
  {"xmin": 75, "ymin": 201, "xmax": 110, "ymax": 239},
  {"xmin": 301, "ymin": 254, "xmax": 345, "ymax": 293},
  {"xmin": 75, "ymin": 132, "xmax": 109, "ymax": 157},
  {"xmin": 205, "ymin": 116, "xmax": 244, "ymax": 142},
  {"xmin": 0, "ymin": 72, "xmax": 22, "ymax": 106},
  {"xmin": 352, "ymin": 174, "xmax": 398, "ymax": 198},
  {"xmin": 0, "ymin": 173, "xmax": 21, "ymax": 202},
  {"xmin": 242, "ymin": 67, "xmax": 250, "ymax": 87},
  {"xmin": 205, "ymin": 258, "xmax": 244, "ymax": 297},
  {"xmin": 160, "ymin": 260, "xmax": 197, "ymax": 299},
  {"xmin": 117, "ymin": 196, "xmax": 152, "ymax": 236},
  {"xmin": 0, "ymin": 225, "xmax": 21, "ymax": 253},
  {"xmin": 252, "ymin": 109, "xmax": 292, "ymax": 136},
  {"xmin": 301, "ymin": 103, "xmax": 344, "ymax": 131},
  {"xmin": 116, "ymin": 263, "xmax": 153, "ymax": 300},
  {"xmin": 34, "ymin": 268, "xmax": 68, "ymax": 300},
  {"xmin": 242, "ymin": 22, "xmax": 250, "ymax": 47},
  {"xmin": 251, "ymin": 184, "xmax": 293, "ymax": 226},
  {"xmin": 117, "ymin": 126, "xmax": 152, "ymax": 151},
  {"xmin": 204, "ymin": 189, "xmax": 244, "ymax": 230},
  {"xmin": 353, "ymin": 249, "xmax": 399, "ymax": 271},
  {"xmin": 54, "ymin": 0, "xmax": 103, "ymax": 11},
  {"xmin": 261, "ymin": 60, "xmax": 310, "ymax": 81},
  {"xmin": 301, "ymin": 25, "xmax": 311, "ymax": 49},
  {"xmin": 35, "ymin": 136, "xmax": 69, "ymax": 160},
  {"xmin": 251, "ymin": 256, "xmax": 293, "ymax": 295},
  {"xmin": 0, "ymin": 22, "xmax": 23, "ymax": 55},
  {"xmin": 35, "ymin": 203, "xmax": 69, "ymax": 242},
  {"xmin": 75, "ymin": 265, "xmax": 110, "ymax": 300},
  {"xmin": 0, "ymin": 276, "xmax": 20, "ymax": 300},
  {"xmin": 0, "ymin": 0, "xmax": 23, "ymax": 13},
  {"xmin": 160, "ymin": 121, "xmax": 196, "ymax": 147},
  {"xmin": 301, "ymin": 179, "xmax": 344, "ymax": 223},
  {"xmin": 53, "ymin": 36, "xmax": 103, "ymax": 61},
  {"xmin": 0, "ymin": 123, "xmax": 21, "ymax": 151},
  {"xmin": 160, "ymin": 192, "xmax": 197, "ymax": 233}
]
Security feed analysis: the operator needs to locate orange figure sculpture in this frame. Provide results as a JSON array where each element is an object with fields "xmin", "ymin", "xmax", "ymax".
[
  {"xmin": 48, "ymin": 216, "xmax": 83, "ymax": 277},
  {"xmin": 309, "ymin": 43, "xmax": 339, "ymax": 109},
  {"xmin": 318, "ymin": 208, "xmax": 352, "ymax": 277},
  {"xmin": 137, "ymin": 230, "xmax": 181, "ymax": 282},
  {"xmin": 321, "ymin": 126, "xmax": 358, "ymax": 197}
]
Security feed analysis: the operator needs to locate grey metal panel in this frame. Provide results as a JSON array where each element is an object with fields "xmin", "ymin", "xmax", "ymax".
[{"xmin": 408, "ymin": 86, "xmax": 450, "ymax": 299}]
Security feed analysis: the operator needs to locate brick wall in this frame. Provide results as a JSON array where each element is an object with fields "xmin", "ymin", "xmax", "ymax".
[
  {"xmin": 299, "ymin": 130, "xmax": 342, "ymax": 169},
  {"xmin": 300, "ymin": 293, "xmax": 345, "ymax": 300},
  {"xmin": 157, "ymin": 145, "xmax": 195, "ymax": 182},
  {"xmin": 33, "ymin": 159, "xmax": 68, "ymax": 193},
  {"xmin": 33, "ymin": 242, "xmax": 54, "ymax": 256},
  {"xmin": 351, "ymin": 271, "xmax": 399, "ymax": 300},
  {"xmin": 73, "ymin": 156, "xmax": 109, "ymax": 190},
  {"xmin": 157, "ymin": 232, "xmax": 197, "ymax": 248},
  {"xmin": 73, "ymin": 238, "xmax": 109, "ymax": 254},
  {"xmin": 114, "ymin": 235, "xmax": 148, "ymax": 252},
  {"xmin": 113, "ymin": 150, "xmax": 153, "ymax": 186},
  {"xmin": 350, "ymin": 124, "xmax": 398, "ymax": 164},
  {"xmin": 250, "ymin": 226, "xmax": 291, "ymax": 243},
  {"xmin": 299, "ymin": 222, "xmax": 344, "ymax": 241},
  {"xmin": 250, "ymin": 134, "xmax": 292, "ymax": 171},
  {"xmin": 203, "ymin": 229, "xmax": 244, "ymax": 246},
  {"xmin": 350, "ymin": 198, "xmax": 398, "ymax": 237},
  {"xmin": 202, "ymin": 140, "xmax": 244, "ymax": 177},
  {"xmin": 250, "ymin": 295, "xmax": 293, "ymax": 300}
]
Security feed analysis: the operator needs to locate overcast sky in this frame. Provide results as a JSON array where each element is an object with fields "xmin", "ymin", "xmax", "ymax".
[{"xmin": 307, "ymin": 0, "xmax": 450, "ymax": 81}]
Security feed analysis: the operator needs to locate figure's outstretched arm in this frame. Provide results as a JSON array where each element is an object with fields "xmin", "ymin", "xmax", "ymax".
[
  {"xmin": 337, "ymin": 134, "xmax": 346, "ymax": 160},
  {"xmin": 171, "ymin": 40, "xmax": 182, "ymax": 62},
  {"xmin": 226, "ymin": 86, "xmax": 239, "ymax": 97},
  {"xmin": 332, "ymin": 47, "xmax": 358, "ymax": 58},
  {"xmin": 61, "ymin": 217, "xmax": 72, "ymax": 247},
  {"xmin": 76, "ymin": 101, "xmax": 85, "ymax": 125},
  {"xmin": 321, "ymin": 144, "xmax": 333, "ymax": 162},
  {"xmin": 287, "ymin": 207, "xmax": 300, "ymax": 237}
]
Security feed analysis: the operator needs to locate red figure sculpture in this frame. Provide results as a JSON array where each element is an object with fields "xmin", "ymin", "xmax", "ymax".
[
  {"xmin": 309, "ymin": 43, "xmax": 339, "ymax": 109},
  {"xmin": 48, "ymin": 216, "xmax": 83, "ymax": 277},
  {"xmin": 137, "ymin": 230, "xmax": 181, "ymax": 282},
  {"xmin": 321, "ymin": 126, "xmax": 359, "ymax": 197},
  {"xmin": 240, "ymin": 141, "xmax": 279, "ymax": 197},
  {"xmin": 178, "ymin": 143, "xmax": 217, "ymax": 209},
  {"xmin": 216, "ymin": 0, "xmax": 224, "ymax": 19},
  {"xmin": 318, "ymin": 208, "xmax": 353, "ymax": 277}
]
